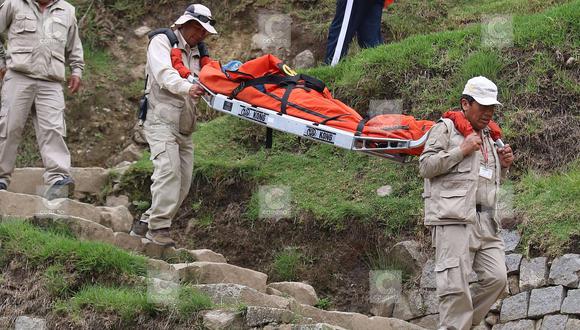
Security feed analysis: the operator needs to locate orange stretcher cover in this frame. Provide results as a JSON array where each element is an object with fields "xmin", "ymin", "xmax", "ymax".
[{"xmin": 199, "ymin": 54, "xmax": 434, "ymax": 155}]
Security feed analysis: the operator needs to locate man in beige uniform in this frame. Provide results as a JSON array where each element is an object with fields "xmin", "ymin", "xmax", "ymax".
[
  {"xmin": 129, "ymin": 4, "xmax": 216, "ymax": 246},
  {"xmin": 419, "ymin": 77, "xmax": 514, "ymax": 330},
  {"xmin": 0, "ymin": 0, "xmax": 83, "ymax": 196}
]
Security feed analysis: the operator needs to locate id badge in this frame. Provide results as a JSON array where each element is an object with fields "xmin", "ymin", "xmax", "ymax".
[{"xmin": 479, "ymin": 165, "xmax": 493, "ymax": 180}]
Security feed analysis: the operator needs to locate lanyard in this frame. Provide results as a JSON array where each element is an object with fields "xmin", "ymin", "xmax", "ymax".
[{"xmin": 480, "ymin": 132, "xmax": 489, "ymax": 165}]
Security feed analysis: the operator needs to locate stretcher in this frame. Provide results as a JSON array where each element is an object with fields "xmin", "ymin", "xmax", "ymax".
[
  {"xmin": 171, "ymin": 53, "xmax": 433, "ymax": 162},
  {"xmin": 190, "ymin": 75, "xmax": 430, "ymax": 163}
]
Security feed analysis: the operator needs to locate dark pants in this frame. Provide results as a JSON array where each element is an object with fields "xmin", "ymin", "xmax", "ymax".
[{"xmin": 324, "ymin": 0, "xmax": 384, "ymax": 65}]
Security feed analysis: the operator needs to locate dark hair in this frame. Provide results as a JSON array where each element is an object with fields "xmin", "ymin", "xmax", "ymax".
[{"xmin": 459, "ymin": 94, "xmax": 475, "ymax": 110}]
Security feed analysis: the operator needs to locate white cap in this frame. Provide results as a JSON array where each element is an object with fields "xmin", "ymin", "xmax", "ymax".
[
  {"xmin": 174, "ymin": 4, "xmax": 217, "ymax": 34},
  {"xmin": 462, "ymin": 76, "xmax": 502, "ymax": 106}
]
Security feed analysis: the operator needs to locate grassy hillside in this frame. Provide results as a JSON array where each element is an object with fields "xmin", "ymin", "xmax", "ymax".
[
  {"xmin": 0, "ymin": 220, "xmax": 212, "ymax": 328},
  {"xmin": 118, "ymin": 1, "xmax": 579, "ymax": 256}
]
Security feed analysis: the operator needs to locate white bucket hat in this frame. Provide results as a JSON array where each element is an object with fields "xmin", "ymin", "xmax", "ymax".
[
  {"xmin": 174, "ymin": 4, "xmax": 217, "ymax": 34},
  {"xmin": 462, "ymin": 76, "xmax": 502, "ymax": 106}
]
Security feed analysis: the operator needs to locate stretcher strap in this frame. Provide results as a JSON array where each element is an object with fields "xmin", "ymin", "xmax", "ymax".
[
  {"xmin": 355, "ymin": 117, "xmax": 369, "ymax": 136},
  {"xmin": 317, "ymin": 114, "xmax": 349, "ymax": 126}
]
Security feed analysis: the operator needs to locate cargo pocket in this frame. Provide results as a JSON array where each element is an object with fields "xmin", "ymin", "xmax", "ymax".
[
  {"xmin": 178, "ymin": 104, "xmax": 196, "ymax": 135},
  {"xmin": 435, "ymin": 257, "xmax": 464, "ymax": 297},
  {"xmin": 9, "ymin": 47, "xmax": 33, "ymax": 73},
  {"xmin": 49, "ymin": 51, "xmax": 66, "ymax": 81},
  {"xmin": 436, "ymin": 188, "xmax": 469, "ymax": 220},
  {"xmin": 149, "ymin": 142, "xmax": 170, "ymax": 178},
  {"xmin": 14, "ymin": 14, "xmax": 37, "ymax": 33}
]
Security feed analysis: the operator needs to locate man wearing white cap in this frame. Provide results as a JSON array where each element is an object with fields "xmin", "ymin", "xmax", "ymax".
[
  {"xmin": 419, "ymin": 77, "xmax": 514, "ymax": 330},
  {"xmin": 129, "ymin": 4, "xmax": 217, "ymax": 246}
]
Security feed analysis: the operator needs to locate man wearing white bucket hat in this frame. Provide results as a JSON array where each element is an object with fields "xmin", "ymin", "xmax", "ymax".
[
  {"xmin": 419, "ymin": 77, "xmax": 514, "ymax": 330},
  {"xmin": 130, "ymin": 4, "xmax": 217, "ymax": 246}
]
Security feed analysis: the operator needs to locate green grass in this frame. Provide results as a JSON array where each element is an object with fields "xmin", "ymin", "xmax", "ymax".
[
  {"xmin": 515, "ymin": 161, "xmax": 580, "ymax": 256},
  {"xmin": 0, "ymin": 220, "xmax": 147, "ymax": 278},
  {"xmin": 272, "ymin": 247, "xmax": 304, "ymax": 281}
]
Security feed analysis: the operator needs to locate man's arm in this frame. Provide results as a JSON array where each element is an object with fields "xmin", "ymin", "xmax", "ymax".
[
  {"xmin": 65, "ymin": 8, "xmax": 84, "ymax": 79},
  {"xmin": 147, "ymin": 35, "xmax": 193, "ymax": 97},
  {"xmin": 419, "ymin": 122, "xmax": 465, "ymax": 179},
  {"xmin": 0, "ymin": 0, "xmax": 14, "ymax": 70}
]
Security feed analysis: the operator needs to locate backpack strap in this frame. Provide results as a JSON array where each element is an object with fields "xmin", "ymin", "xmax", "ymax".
[{"xmin": 147, "ymin": 28, "xmax": 179, "ymax": 47}]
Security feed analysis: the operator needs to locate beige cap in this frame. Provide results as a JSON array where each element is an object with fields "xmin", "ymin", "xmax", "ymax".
[
  {"xmin": 174, "ymin": 4, "xmax": 217, "ymax": 34},
  {"xmin": 462, "ymin": 76, "xmax": 502, "ymax": 106}
]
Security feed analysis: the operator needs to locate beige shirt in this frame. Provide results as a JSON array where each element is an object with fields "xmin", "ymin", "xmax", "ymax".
[
  {"xmin": 476, "ymin": 130, "xmax": 499, "ymax": 208},
  {"xmin": 0, "ymin": 0, "xmax": 84, "ymax": 81},
  {"xmin": 145, "ymin": 29, "xmax": 200, "ymax": 135}
]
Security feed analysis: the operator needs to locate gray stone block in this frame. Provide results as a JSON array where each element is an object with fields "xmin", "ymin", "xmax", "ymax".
[
  {"xmin": 15, "ymin": 316, "xmax": 46, "ymax": 330},
  {"xmin": 540, "ymin": 314, "xmax": 568, "ymax": 330},
  {"xmin": 500, "ymin": 230, "xmax": 521, "ymax": 253},
  {"xmin": 565, "ymin": 318, "xmax": 580, "ymax": 330},
  {"xmin": 549, "ymin": 254, "xmax": 580, "ymax": 288},
  {"xmin": 561, "ymin": 289, "xmax": 580, "ymax": 315},
  {"xmin": 520, "ymin": 257, "xmax": 548, "ymax": 291},
  {"xmin": 492, "ymin": 319, "xmax": 536, "ymax": 330},
  {"xmin": 528, "ymin": 285, "xmax": 565, "ymax": 318},
  {"xmin": 506, "ymin": 254, "xmax": 523, "ymax": 275},
  {"xmin": 501, "ymin": 292, "xmax": 529, "ymax": 323},
  {"xmin": 420, "ymin": 259, "xmax": 436, "ymax": 289}
]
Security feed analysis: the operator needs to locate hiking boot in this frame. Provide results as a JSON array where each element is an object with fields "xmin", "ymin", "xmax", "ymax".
[
  {"xmin": 146, "ymin": 228, "xmax": 176, "ymax": 247},
  {"xmin": 0, "ymin": 182, "xmax": 6, "ymax": 191},
  {"xmin": 45, "ymin": 177, "xmax": 75, "ymax": 200},
  {"xmin": 129, "ymin": 220, "xmax": 149, "ymax": 238}
]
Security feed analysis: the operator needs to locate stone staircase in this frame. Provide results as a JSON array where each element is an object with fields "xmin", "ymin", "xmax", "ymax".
[{"xmin": 0, "ymin": 168, "xmax": 426, "ymax": 330}]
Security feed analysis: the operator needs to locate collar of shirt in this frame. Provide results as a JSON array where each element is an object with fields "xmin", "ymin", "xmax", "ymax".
[{"xmin": 174, "ymin": 29, "xmax": 201, "ymax": 57}]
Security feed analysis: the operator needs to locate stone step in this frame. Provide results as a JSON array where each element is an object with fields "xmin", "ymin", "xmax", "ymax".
[
  {"xmin": 0, "ymin": 191, "xmax": 132, "ymax": 232},
  {"xmin": 7, "ymin": 167, "xmax": 110, "ymax": 198},
  {"xmin": 174, "ymin": 262, "xmax": 268, "ymax": 293}
]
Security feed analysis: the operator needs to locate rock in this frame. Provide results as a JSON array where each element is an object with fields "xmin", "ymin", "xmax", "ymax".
[
  {"xmin": 508, "ymin": 275, "xmax": 520, "ymax": 295},
  {"xmin": 376, "ymin": 185, "xmax": 393, "ymax": 197},
  {"xmin": 561, "ymin": 289, "xmax": 580, "ymax": 314},
  {"xmin": 486, "ymin": 313, "xmax": 499, "ymax": 326},
  {"xmin": 112, "ymin": 232, "xmax": 143, "ymax": 252},
  {"xmin": 540, "ymin": 314, "xmax": 568, "ymax": 330},
  {"xmin": 266, "ymin": 324, "xmax": 347, "ymax": 330},
  {"xmin": 370, "ymin": 298, "xmax": 396, "ymax": 317},
  {"xmin": 180, "ymin": 249, "xmax": 227, "ymax": 263},
  {"xmin": 393, "ymin": 291, "xmax": 420, "ymax": 321},
  {"xmin": 267, "ymin": 286, "xmax": 285, "ymax": 297},
  {"xmin": 108, "ymin": 144, "xmax": 144, "ymax": 166},
  {"xmin": 500, "ymin": 291, "xmax": 529, "ymax": 323},
  {"xmin": 549, "ymin": 254, "xmax": 580, "ymax": 288},
  {"xmin": 268, "ymin": 282, "xmax": 319, "ymax": 306},
  {"xmin": 194, "ymin": 283, "xmax": 291, "ymax": 310},
  {"xmin": 142, "ymin": 240, "xmax": 177, "ymax": 260},
  {"xmin": 490, "ymin": 299, "xmax": 502, "ymax": 313},
  {"xmin": 389, "ymin": 240, "xmax": 426, "ymax": 276},
  {"xmin": 528, "ymin": 285, "xmax": 565, "ymax": 318},
  {"xmin": 97, "ymin": 205, "xmax": 133, "ymax": 232},
  {"xmin": 565, "ymin": 57, "xmax": 576, "ymax": 68},
  {"xmin": 409, "ymin": 314, "xmax": 439, "ymax": 329},
  {"xmin": 566, "ymin": 319, "xmax": 580, "ymax": 330},
  {"xmin": 8, "ymin": 167, "xmax": 108, "ymax": 197},
  {"xmin": 32, "ymin": 214, "xmax": 115, "ymax": 245},
  {"xmin": 147, "ymin": 259, "xmax": 176, "ymax": 280},
  {"xmin": 506, "ymin": 254, "xmax": 523, "ymax": 275},
  {"xmin": 295, "ymin": 303, "xmax": 424, "ymax": 330},
  {"xmin": 492, "ymin": 319, "xmax": 536, "ymax": 330},
  {"xmin": 245, "ymin": 306, "xmax": 295, "ymax": 327},
  {"xmin": 500, "ymin": 230, "xmax": 521, "ymax": 253},
  {"xmin": 147, "ymin": 277, "xmax": 180, "ymax": 305},
  {"xmin": 105, "ymin": 195, "xmax": 130, "ymax": 208},
  {"xmin": 134, "ymin": 26, "xmax": 151, "ymax": 38},
  {"xmin": 472, "ymin": 324, "xmax": 490, "ymax": 330},
  {"xmin": 420, "ymin": 259, "xmax": 436, "ymax": 289},
  {"xmin": 14, "ymin": 316, "xmax": 46, "ymax": 330},
  {"xmin": 293, "ymin": 50, "xmax": 315, "ymax": 69},
  {"xmin": 202, "ymin": 310, "xmax": 241, "ymax": 330},
  {"xmin": 520, "ymin": 257, "xmax": 548, "ymax": 291},
  {"xmin": 174, "ymin": 262, "xmax": 268, "ymax": 292}
]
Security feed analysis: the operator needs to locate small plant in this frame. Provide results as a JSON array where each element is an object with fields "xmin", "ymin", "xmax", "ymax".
[
  {"xmin": 132, "ymin": 200, "xmax": 150, "ymax": 212},
  {"xmin": 272, "ymin": 247, "xmax": 303, "ymax": 281},
  {"xmin": 314, "ymin": 297, "xmax": 332, "ymax": 310}
]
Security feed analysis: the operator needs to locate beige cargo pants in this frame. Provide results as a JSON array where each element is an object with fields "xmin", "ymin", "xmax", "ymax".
[
  {"xmin": 433, "ymin": 212, "xmax": 507, "ymax": 330},
  {"xmin": 0, "ymin": 70, "xmax": 71, "ymax": 186},
  {"xmin": 140, "ymin": 120, "xmax": 194, "ymax": 230}
]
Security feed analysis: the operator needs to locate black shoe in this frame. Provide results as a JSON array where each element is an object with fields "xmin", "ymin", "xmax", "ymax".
[
  {"xmin": 45, "ymin": 177, "xmax": 75, "ymax": 200},
  {"xmin": 0, "ymin": 182, "xmax": 6, "ymax": 191},
  {"xmin": 129, "ymin": 220, "xmax": 149, "ymax": 238}
]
